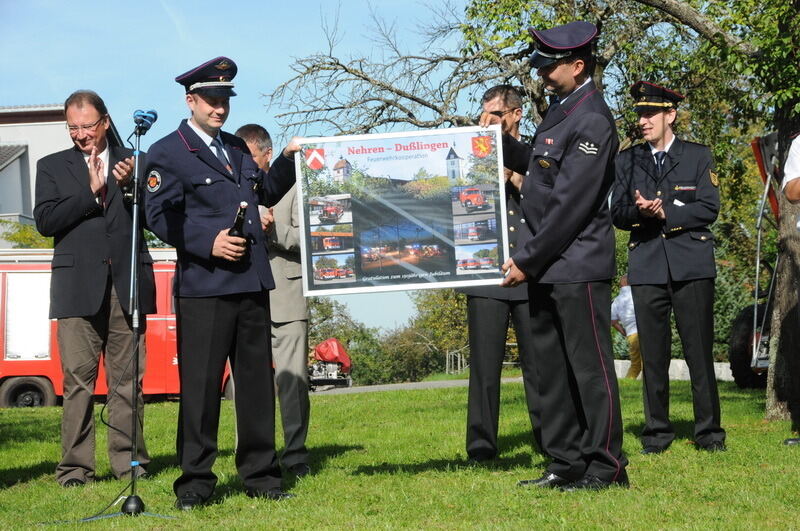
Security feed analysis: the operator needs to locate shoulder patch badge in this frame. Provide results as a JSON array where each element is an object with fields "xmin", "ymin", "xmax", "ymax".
[
  {"xmin": 578, "ymin": 141, "xmax": 599, "ymax": 155},
  {"xmin": 146, "ymin": 170, "xmax": 161, "ymax": 193},
  {"xmin": 710, "ymin": 170, "xmax": 719, "ymax": 187}
]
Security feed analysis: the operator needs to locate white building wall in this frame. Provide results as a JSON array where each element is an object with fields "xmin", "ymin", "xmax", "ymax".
[
  {"xmin": 0, "ymin": 158, "xmax": 25, "ymax": 214},
  {"xmin": 0, "ymin": 121, "xmax": 71, "ymax": 206}
]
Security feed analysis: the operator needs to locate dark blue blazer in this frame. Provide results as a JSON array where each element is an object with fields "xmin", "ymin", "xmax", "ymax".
[
  {"xmin": 611, "ymin": 138, "xmax": 718, "ymax": 284},
  {"xmin": 144, "ymin": 120, "xmax": 294, "ymax": 297},
  {"xmin": 503, "ymin": 80, "xmax": 618, "ymax": 284}
]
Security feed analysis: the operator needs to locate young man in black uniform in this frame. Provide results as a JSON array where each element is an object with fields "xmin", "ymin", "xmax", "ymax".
[
  {"xmin": 144, "ymin": 57, "xmax": 303, "ymax": 509},
  {"xmin": 461, "ymin": 85, "xmax": 541, "ymax": 463},
  {"xmin": 491, "ymin": 21, "xmax": 628, "ymax": 491},
  {"xmin": 612, "ymin": 81, "xmax": 726, "ymax": 454}
]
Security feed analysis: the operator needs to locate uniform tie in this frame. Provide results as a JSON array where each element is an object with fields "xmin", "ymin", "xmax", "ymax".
[
  {"xmin": 654, "ymin": 151, "xmax": 666, "ymax": 177},
  {"xmin": 211, "ymin": 137, "xmax": 232, "ymax": 174}
]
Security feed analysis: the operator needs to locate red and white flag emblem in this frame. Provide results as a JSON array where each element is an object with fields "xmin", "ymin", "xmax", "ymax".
[{"xmin": 304, "ymin": 148, "xmax": 325, "ymax": 170}]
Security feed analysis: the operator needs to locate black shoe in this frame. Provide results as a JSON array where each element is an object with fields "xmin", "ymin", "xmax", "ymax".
[
  {"xmin": 62, "ymin": 478, "xmax": 85, "ymax": 488},
  {"xmin": 698, "ymin": 441, "xmax": 727, "ymax": 452},
  {"xmin": 641, "ymin": 446, "xmax": 667, "ymax": 455},
  {"xmin": 561, "ymin": 472, "xmax": 629, "ymax": 492},
  {"xmin": 246, "ymin": 488, "xmax": 295, "ymax": 501},
  {"xmin": 288, "ymin": 463, "xmax": 311, "ymax": 478},
  {"xmin": 783, "ymin": 438, "xmax": 800, "ymax": 446},
  {"xmin": 175, "ymin": 491, "xmax": 206, "ymax": 510},
  {"xmin": 517, "ymin": 472, "xmax": 571, "ymax": 488}
]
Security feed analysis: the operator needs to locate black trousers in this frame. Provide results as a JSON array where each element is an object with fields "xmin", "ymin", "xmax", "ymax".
[
  {"xmin": 632, "ymin": 278, "xmax": 725, "ymax": 449},
  {"xmin": 466, "ymin": 296, "xmax": 541, "ymax": 459},
  {"xmin": 529, "ymin": 281, "xmax": 627, "ymax": 482},
  {"xmin": 174, "ymin": 291, "xmax": 280, "ymax": 498}
]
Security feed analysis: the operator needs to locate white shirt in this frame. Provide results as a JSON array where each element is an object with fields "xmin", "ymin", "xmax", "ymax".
[
  {"xmin": 187, "ymin": 119, "xmax": 229, "ymax": 163},
  {"xmin": 611, "ymin": 285, "xmax": 637, "ymax": 335},
  {"xmin": 781, "ymin": 136, "xmax": 800, "ymax": 190},
  {"xmin": 648, "ymin": 135, "xmax": 676, "ymax": 163}
]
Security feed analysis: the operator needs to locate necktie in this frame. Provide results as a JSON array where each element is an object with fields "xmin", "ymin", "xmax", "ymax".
[
  {"xmin": 654, "ymin": 151, "xmax": 666, "ymax": 176},
  {"xmin": 211, "ymin": 137, "xmax": 232, "ymax": 173}
]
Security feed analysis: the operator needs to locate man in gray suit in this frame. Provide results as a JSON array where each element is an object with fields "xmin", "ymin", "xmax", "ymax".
[{"xmin": 236, "ymin": 124, "xmax": 311, "ymax": 477}]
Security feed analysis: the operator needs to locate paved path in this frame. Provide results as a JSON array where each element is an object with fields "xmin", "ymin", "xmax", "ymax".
[{"xmin": 315, "ymin": 360, "xmax": 734, "ymax": 395}]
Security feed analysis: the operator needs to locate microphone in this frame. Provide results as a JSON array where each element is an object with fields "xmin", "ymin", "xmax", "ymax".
[{"xmin": 133, "ymin": 110, "xmax": 158, "ymax": 134}]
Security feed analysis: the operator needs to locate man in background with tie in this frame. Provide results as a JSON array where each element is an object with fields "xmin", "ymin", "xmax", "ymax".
[
  {"xmin": 612, "ymin": 81, "xmax": 726, "ymax": 455},
  {"xmin": 235, "ymin": 123, "xmax": 312, "ymax": 478},
  {"xmin": 34, "ymin": 90, "xmax": 156, "ymax": 487}
]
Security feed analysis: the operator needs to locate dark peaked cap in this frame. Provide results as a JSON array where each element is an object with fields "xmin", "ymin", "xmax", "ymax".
[
  {"xmin": 175, "ymin": 56, "xmax": 238, "ymax": 98},
  {"xmin": 529, "ymin": 21, "xmax": 598, "ymax": 69},
  {"xmin": 630, "ymin": 81, "xmax": 685, "ymax": 113}
]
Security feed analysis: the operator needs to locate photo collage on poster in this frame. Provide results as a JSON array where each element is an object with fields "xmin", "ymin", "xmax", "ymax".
[{"xmin": 295, "ymin": 126, "xmax": 508, "ymax": 295}]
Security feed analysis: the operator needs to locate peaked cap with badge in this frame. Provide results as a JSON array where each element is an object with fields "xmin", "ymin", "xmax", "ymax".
[
  {"xmin": 529, "ymin": 20, "xmax": 598, "ymax": 69},
  {"xmin": 175, "ymin": 56, "xmax": 238, "ymax": 98},
  {"xmin": 630, "ymin": 81, "xmax": 684, "ymax": 114}
]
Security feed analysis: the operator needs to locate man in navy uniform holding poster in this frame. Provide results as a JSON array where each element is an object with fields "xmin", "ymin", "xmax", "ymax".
[
  {"xmin": 144, "ymin": 56, "xmax": 302, "ymax": 509},
  {"xmin": 491, "ymin": 21, "xmax": 628, "ymax": 491}
]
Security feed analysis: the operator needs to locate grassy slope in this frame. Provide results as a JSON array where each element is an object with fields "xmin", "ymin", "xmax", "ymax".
[{"xmin": 0, "ymin": 381, "xmax": 797, "ymax": 529}]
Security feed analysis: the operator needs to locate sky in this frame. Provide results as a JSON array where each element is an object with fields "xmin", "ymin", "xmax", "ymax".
[{"xmin": 0, "ymin": 0, "xmax": 471, "ymax": 331}]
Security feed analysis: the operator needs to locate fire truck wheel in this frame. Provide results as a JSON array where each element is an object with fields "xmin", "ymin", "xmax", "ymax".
[
  {"xmin": 223, "ymin": 377, "xmax": 235, "ymax": 401},
  {"xmin": 0, "ymin": 377, "xmax": 57, "ymax": 408},
  {"xmin": 728, "ymin": 304, "xmax": 769, "ymax": 389}
]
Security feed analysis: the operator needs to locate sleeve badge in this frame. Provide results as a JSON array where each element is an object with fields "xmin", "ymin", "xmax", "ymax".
[
  {"xmin": 578, "ymin": 141, "xmax": 599, "ymax": 155},
  {"xmin": 146, "ymin": 170, "xmax": 162, "ymax": 193},
  {"xmin": 710, "ymin": 170, "xmax": 719, "ymax": 187}
]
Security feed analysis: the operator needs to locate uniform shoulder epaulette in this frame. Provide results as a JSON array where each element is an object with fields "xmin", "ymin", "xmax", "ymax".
[{"xmin": 790, "ymin": 130, "xmax": 800, "ymax": 140}]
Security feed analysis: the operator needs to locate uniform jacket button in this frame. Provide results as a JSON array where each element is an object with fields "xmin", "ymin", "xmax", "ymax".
[
  {"xmin": 508, "ymin": 210, "xmax": 515, "ymax": 215},
  {"xmin": 509, "ymin": 226, "xmax": 515, "ymax": 232},
  {"xmin": 520, "ymin": 219, "xmax": 525, "ymax": 223},
  {"xmin": 205, "ymin": 177, "xmax": 212, "ymax": 184}
]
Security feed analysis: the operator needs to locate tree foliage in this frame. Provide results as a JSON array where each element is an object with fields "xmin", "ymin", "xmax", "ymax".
[{"xmin": 0, "ymin": 221, "xmax": 52, "ymax": 248}]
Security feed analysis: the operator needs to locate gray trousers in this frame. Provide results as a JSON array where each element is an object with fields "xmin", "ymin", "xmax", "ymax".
[
  {"xmin": 56, "ymin": 284, "xmax": 148, "ymax": 484},
  {"xmin": 271, "ymin": 319, "xmax": 310, "ymax": 468}
]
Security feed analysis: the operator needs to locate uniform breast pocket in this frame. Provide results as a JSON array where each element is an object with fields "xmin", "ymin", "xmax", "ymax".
[
  {"xmin": 672, "ymin": 181, "xmax": 697, "ymax": 203},
  {"xmin": 530, "ymin": 144, "xmax": 564, "ymax": 188},
  {"xmin": 190, "ymin": 174, "xmax": 234, "ymax": 213}
]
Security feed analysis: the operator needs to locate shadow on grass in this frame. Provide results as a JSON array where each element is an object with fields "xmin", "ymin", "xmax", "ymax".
[
  {"xmin": 0, "ymin": 460, "xmax": 58, "ymax": 488},
  {"xmin": 212, "ymin": 443, "xmax": 365, "ymax": 498},
  {"xmin": 351, "ymin": 431, "xmax": 545, "ymax": 476}
]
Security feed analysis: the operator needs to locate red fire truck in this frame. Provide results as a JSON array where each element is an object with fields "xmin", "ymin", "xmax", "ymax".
[{"xmin": 0, "ymin": 249, "xmax": 233, "ymax": 408}]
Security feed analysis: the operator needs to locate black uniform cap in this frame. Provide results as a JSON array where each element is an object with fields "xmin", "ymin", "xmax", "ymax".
[
  {"xmin": 528, "ymin": 21, "xmax": 598, "ymax": 69},
  {"xmin": 175, "ymin": 56, "xmax": 237, "ymax": 98},
  {"xmin": 630, "ymin": 81, "xmax": 684, "ymax": 113}
]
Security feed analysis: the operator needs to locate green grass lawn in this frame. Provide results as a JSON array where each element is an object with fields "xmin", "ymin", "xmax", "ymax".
[{"xmin": 0, "ymin": 380, "xmax": 797, "ymax": 529}]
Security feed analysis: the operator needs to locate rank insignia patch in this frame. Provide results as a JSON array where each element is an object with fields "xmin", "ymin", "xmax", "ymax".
[
  {"xmin": 545, "ymin": 138, "xmax": 554, "ymax": 145},
  {"xmin": 538, "ymin": 159, "xmax": 551, "ymax": 168},
  {"xmin": 146, "ymin": 170, "xmax": 161, "ymax": 193},
  {"xmin": 710, "ymin": 171, "xmax": 719, "ymax": 187},
  {"xmin": 577, "ymin": 141, "xmax": 598, "ymax": 155}
]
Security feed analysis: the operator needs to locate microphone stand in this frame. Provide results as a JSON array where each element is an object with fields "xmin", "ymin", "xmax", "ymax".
[{"xmin": 77, "ymin": 116, "xmax": 173, "ymax": 522}]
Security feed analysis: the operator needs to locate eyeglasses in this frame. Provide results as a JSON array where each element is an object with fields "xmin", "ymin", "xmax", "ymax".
[
  {"xmin": 486, "ymin": 108, "xmax": 519, "ymax": 118},
  {"xmin": 66, "ymin": 116, "xmax": 106, "ymax": 134}
]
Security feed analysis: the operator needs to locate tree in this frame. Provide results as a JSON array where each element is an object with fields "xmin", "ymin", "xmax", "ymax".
[
  {"xmin": 0, "ymin": 221, "xmax": 52, "ymax": 248},
  {"xmin": 626, "ymin": 0, "xmax": 800, "ymax": 424},
  {"xmin": 271, "ymin": 0, "xmax": 797, "ymax": 396}
]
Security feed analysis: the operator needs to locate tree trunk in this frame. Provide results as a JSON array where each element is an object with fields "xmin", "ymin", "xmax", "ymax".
[{"xmin": 766, "ymin": 168, "xmax": 800, "ymax": 425}]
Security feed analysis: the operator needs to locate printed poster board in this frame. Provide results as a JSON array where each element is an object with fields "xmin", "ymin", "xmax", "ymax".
[{"xmin": 295, "ymin": 125, "xmax": 508, "ymax": 295}]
